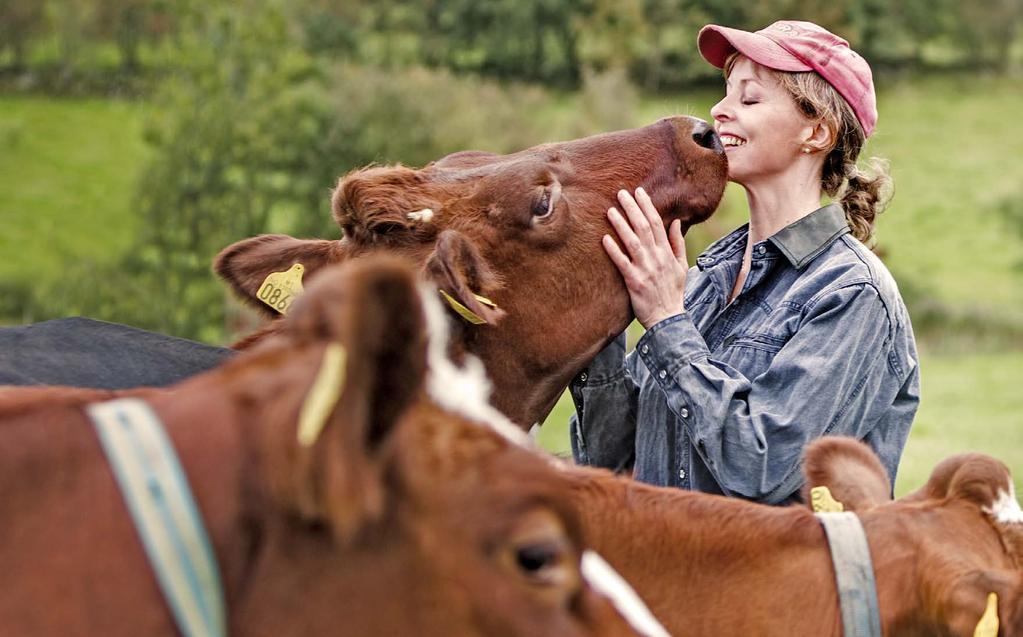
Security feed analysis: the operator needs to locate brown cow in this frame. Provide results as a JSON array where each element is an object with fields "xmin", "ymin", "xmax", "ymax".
[
  {"xmin": 214, "ymin": 116, "xmax": 728, "ymax": 429},
  {"xmin": 564, "ymin": 437, "xmax": 1023, "ymax": 635},
  {"xmin": 0, "ymin": 257, "xmax": 666, "ymax": 637}
]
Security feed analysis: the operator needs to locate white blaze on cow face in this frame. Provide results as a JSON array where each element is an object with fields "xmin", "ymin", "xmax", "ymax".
[
  {"xmin": 581, "ymin": 551, "xmax": 670, "ymax": 637},
  {"xmin": 984, "ymin": 480, "xmax": 1023, "ymax": 525},
  {"xmin": 418, "ymin": 283, "xmax": 531, "ymax": 447}
]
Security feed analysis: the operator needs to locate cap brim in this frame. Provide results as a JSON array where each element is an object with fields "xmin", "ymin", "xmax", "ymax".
[{"xmin": 698, "ymin": 25, "xmax": 812, "ymax": 73}]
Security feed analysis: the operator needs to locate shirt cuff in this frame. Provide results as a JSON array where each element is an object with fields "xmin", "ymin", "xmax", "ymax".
[{"xmin": 635, "ymin": 312, "xmax": 709, "ymax": 381}]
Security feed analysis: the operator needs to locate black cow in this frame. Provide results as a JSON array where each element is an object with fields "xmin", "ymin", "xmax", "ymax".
[{"xmin": 0, "ymin": 317, "xmax": 233, "ymax": 388}]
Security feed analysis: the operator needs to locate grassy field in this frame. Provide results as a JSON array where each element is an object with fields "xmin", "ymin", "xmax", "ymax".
[
  {"xmin": 0, "ymin": 96, "xmax": 151, "ymax": 284},
  {"xmin": 2, "ymin": 74, "xmax": 1021, "ymax": 494}
]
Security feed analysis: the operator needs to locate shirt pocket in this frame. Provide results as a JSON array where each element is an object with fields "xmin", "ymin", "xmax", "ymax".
[{"xmin": 714, "ymin": 331, "xmax": 790, "ymax": 380}]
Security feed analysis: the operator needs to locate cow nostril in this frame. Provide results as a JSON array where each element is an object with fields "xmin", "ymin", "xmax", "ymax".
[{"xmin": 691, "ymin": 121, "xmax": 723, "ymax": 154}]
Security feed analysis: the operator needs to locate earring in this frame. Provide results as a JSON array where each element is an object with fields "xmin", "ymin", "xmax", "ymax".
[{"xmin": 802, "ymin": 147, "xmax": 812, "ymax": 154}]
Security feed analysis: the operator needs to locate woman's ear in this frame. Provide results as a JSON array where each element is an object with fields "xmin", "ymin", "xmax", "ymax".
[{"xmin": 804, "ymin": 121, "xmax": 834, "ymax": 153}]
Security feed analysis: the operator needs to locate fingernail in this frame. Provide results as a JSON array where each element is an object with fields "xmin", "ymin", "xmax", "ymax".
[{"xmin": 636, "ymin": 187, "xmax": 646, "ymax": 197}]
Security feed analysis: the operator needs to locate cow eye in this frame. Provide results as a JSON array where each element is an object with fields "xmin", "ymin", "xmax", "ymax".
[
  {"xmin": 532, "ymin": 181, "xmax": 561, "ymax": 219},
  {"xmin": 500, "ymin": 508, "xmax": 578, "ymax": 593},
  {"xmin": 515, "ymin": 538, "xmax": 571, "ymax": 586},
  {"xmin": 496, "ymin": 508, "xmax": 581, "ymax": 607},
  {"xmin": 533, "ymin": 190, "xmax": 551, "ymax": 217}
]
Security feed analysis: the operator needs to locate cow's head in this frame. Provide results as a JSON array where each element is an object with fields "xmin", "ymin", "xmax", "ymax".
[
  {"xmin": 241, "ymin": 256, "xmax": 666, "ymax": 636},
  {"xmin": 216, "ymin": 116, "xmax": 728, "ymax": 427},
  {"xmin": 802, "ymin": 437, "xmax": 1023, "ymax": 636}
]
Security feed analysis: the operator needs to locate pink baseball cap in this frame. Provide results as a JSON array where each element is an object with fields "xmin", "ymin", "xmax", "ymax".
[{"xmin": 698, "ymin": 20, "xmax": 877, "ymax": 136}]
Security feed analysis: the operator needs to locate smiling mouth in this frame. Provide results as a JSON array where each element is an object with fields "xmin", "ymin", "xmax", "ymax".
[{"xmin": 720, "ymin": 134, "xmax": 747, "ymax": 148}]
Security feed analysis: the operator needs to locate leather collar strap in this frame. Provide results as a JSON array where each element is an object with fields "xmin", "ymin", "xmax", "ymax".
[
  {"xmin": 815, "ymin": 511, "xmax": 882, "ymax": 637},
  {"xmin": 88, "ymin": 398, "xmax": 226, "ymax": 637}
]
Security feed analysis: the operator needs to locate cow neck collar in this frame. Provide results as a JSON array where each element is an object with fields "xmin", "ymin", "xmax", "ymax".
[
  {"xmin": 88, "ymin": 398, "xmax": 227, "ymax": 637},
  {"xmin": 811, "ymin": 487, "xmax": 882, "ymax": 637}
]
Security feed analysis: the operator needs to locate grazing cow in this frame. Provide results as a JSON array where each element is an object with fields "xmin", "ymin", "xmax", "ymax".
[
  {"xmin": 0, "ymin": 257, "xmax": 665, "ymax": 637},
  {"xmin": 563, "ymin": 437, "xmax": 1023, "ymax": 636},
  {"xmin": 215, "ymin": 116, "xmax": 728, "ymax": 429}
]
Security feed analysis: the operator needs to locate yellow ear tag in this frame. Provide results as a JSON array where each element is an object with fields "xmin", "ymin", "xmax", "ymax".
[
  {"xmin": 811, "ymin": 486, "xmax": 845, "ymax": 513},
  {"xmin": 974, "ymin": 592, "xmax": 999, "ymax": 637},
  {"xmin": 257, "ymin": 263, "xmax": 305, "ymax": 315},
  {"xmin": 439, "ymin": 289, "xmax": 488, "ymax": 325},
  {"xmin": 297, "ymin": 342, "xmax": 346, "ymax": 447}
]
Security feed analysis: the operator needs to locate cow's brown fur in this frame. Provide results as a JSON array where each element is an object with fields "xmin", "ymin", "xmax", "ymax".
[
  {"xmin": 0, "ymin": 257, "xmax": 647, "ymax": 636},
  {"xmin": 215, "ymin": 117, "xmax": 728, "ymax": 428},
  {"xmin": 564, "ymin": 437, "xmax": 1023, "ymax": 636}
]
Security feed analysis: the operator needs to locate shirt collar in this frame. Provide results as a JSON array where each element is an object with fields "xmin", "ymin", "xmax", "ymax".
[
  {"xmin": 696, "ymin": 203, "xmax": 850, "ymax": 271},
  {"xmin": 768, "ymin": 203, "xmax": 850, "ymax": 269}
]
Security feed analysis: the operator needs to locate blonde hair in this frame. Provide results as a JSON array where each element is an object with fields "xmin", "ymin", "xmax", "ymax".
[{"xmin": 724, "ymin": 54, "xmax": 892, "ymax": 245}]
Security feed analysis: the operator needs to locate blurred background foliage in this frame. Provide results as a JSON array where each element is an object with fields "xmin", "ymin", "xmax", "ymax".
[{"xmin": 1, "ymin": 0, "xmax": 1021, "ymax": 491}]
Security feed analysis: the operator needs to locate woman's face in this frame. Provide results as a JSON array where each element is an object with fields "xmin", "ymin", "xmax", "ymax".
[{"xmin": 710, "ymin": 56, "xmax": 814, "ymax": 187}]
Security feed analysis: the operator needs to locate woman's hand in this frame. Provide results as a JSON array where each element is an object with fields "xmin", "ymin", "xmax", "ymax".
[{"xmin": 603, "ymin": 187, "xmax": 689, "ymax": 329}]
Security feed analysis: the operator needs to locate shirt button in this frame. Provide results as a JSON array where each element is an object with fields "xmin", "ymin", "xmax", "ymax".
[
  {"xmin": 640, "ymin": 344, "xmax": 649, "ymax": 355},
  {"xmin": 579, "ymin": 372, "xmax": 588, "ymax": 382},
  {"xmin": 680, "ymin": 407, "xmax": 689, "ymax": 418},
  {"xmin": 658, "ymin": 369, "xmax": 667, "ymax": 379},
  {"xmin": 678, "ymin": 468, "xmax": 686, "ymax": 480}
]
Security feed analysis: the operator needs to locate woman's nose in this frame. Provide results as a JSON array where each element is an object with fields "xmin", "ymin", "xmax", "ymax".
[{"xmin": 710, "ymin": 96, "xmax": 731, "ymax": 123}]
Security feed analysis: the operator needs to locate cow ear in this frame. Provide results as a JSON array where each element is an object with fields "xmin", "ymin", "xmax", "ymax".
[
  {"xmin": 800, "ymin": 437, "xmax": 891, "ymax": 511},
  {"xmin": 423, "ymin": 230, "xmax": 506, "ymax": 327},
  {"xmin": 281, "ymin": 256, "xmax": 428, "ymax": 543},
  {"xmin": 214, "ymin": 234, "xmax": 347, "ymax": 318},
  {"xmin": 899, "ymin": 453, "xmax": 972, "ymax": 503},
  {"xmin": 903, "ymin": 453, "xmax": 1011, "ymax": 506}
]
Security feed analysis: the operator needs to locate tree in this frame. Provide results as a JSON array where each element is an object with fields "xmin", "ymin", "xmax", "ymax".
[{"xmin": 0, "ymin": 0, "xmax": 46, "ymax": 70}]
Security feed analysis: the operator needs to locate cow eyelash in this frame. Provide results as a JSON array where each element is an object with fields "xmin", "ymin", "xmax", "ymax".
[{"xmin": 533, "ymin": 182, "xmax": 561, "ymax": 219}]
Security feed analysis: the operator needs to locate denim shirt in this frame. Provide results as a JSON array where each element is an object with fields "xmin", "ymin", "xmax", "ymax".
[{"xmin": 569, "ymin": 204, "xmax": 920, "ymax": 504}]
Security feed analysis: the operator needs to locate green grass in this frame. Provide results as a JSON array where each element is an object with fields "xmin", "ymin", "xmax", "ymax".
[
  {"xmin": 0, "ymin": 96, "xmax": 150, "ymax": 284},
  {"xmin": 539, "ymin": 350, "xmax": 1023, "ymax": 497}
]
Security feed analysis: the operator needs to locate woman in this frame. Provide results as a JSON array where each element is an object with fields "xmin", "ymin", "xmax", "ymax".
[{"xmin": 569, "ymin": 21, "xmax": 919, "ymax": 505}]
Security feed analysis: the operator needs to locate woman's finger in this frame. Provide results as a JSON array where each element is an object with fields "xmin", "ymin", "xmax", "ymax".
[
  {"xmin": 602, "ymin": 234, "xmax": 636, "ymax": 279},
  {"xmin": 617, "ymin": 189, "xmax": 654, "ymax": 246},
  {"xmin": 607, "ymin": 207, "xmax": 646, "ymax": 262},
  {"xmin": 668, "ymin": 219, "xmax": 688, "ymax": 266},
  {"xmin": 635, "ymin": 188, "xmax": 673, "ymax": 253}
]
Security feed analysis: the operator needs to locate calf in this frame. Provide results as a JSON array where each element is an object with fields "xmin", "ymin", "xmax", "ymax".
[
  {"xmin": 0, "ymin": 256, "xmax": 664, "ymax": 637},
  {"xmin": 564, "ymin": 437, "xmax": 1023, "ymax": 635},
  {"xmin": 215, "ymin": 117, "xmax": 728, "ymax": 428}
]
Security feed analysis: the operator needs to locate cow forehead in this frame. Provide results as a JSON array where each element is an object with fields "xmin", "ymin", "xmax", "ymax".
[{"xmin": 428, "ymin": 120, "xmax": 675, "ymax": 178}]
